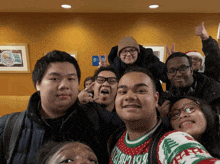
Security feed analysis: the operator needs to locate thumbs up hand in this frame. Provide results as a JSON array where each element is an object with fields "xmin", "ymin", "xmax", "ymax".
[{"xmin": 195, "ymin": 22, "xmax": 209, "ymax": 40}]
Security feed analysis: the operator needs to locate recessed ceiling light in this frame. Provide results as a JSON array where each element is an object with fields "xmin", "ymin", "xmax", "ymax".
[
  {"xmin": 61, "ymin": 4, "xmax": 72, "ymax": 9},
  {"xmin": 149, "ymin": 5, "xmax": 159, "ymax": 9}
]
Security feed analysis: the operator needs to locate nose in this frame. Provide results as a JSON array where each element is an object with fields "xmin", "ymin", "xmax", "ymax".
[
  {"xmin": 179, "ymin": 110, "xmax": 190, "ymax": 119},
  {"xmin": 175, "ymin": 70, "xmax": 182, "ymax": 76},
  {"xmin": 58, "ymin": 79, "xmax": 70, "ymax": 90},
  {"xmin": 124, "ymin": 90, "xmax": 137, "ymax": 101},
  {"xmin": 126, "ymin": 52, "xmax": 132, "ymax": 56}
]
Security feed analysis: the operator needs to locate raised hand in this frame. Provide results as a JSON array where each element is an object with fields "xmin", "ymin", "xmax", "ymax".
[
  {"xmin": 98, "ymin": 54, "xmax": 107, "ymax": 68},
  {"xmin": 166, "ymin": 43, "xmax": 176, "ymax": 56},
  {"xmin": 78, "ymin": 82, "xmax": 97, "ymax": 104},
  {"xmin": 195, "ymin": 22, "xmax": 209, "ymax": 40},
  {"xmin": 157, "ymin": 100, "xmax": 171, "ymax": 118}
]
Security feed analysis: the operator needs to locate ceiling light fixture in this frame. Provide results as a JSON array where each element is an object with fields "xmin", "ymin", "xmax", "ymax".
[
  {"xmin": 61, "ymin": 4, "xmax": 72, "ymax": 9},
  {"xmin": 149, "ymin": 5, "xmax": 159, "ymax": 9}
]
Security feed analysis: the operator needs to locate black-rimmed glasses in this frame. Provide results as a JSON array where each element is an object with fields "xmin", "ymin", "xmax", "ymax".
[
  {"xmin": 95, "ymin": 76, "xmax": 117, "ymax": 85},
  {"xmin": 167, "ymin": 65, "xmax": 190, "ymax": 76}
]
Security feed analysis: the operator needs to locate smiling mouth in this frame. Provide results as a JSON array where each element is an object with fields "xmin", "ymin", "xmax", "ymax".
[
  {"xmin": 180, "ymin": 121, "xmax": 194, "ymax": 128},
  {"xmin": 123, "ymin": 105, "xmax": 141, "ymax": 108}
]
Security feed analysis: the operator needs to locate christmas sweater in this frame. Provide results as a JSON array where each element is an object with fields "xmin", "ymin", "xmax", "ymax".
[{"xmin": 110, "ymin": 130, "xmax": 220, "ymax": 164}]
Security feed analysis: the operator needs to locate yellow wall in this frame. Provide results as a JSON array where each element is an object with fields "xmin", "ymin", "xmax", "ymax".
[{"xmin": 0, "ymin": 13, "xmax": 219, "ymax": 95}]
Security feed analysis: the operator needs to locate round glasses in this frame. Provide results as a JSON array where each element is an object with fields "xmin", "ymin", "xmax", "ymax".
[
  {"xmin": 167, "ymin": 65, "xmax": 190, "ymax": 76},
  {"xmin": 95, "ymin": 76, "xmax": 117, "ymax": 85},
  {"xmin": 168, "ymin": 102, "xmax": 199, "ymax": 120},
  {"xmin": 120, "ymin": 48, "xmax": 137, "ymax": 56}
]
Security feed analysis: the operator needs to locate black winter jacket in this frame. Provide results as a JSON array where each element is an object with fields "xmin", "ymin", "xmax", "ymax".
[
  {"xmin": 164, "ymin": 73, "xmax": 220, "ymax": 114},
  {"xmin": 202, "ymin": 36, "xmax": 220, "ymax": 82},
  {"xmin": 0, "ymin": 92, "xmax": 123, "ymax": 164},
  {"xmin": 108, "ymin": 45, "xmax": 167, "ymax": 82}
]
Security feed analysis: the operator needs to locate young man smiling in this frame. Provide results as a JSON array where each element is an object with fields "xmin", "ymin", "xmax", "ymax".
[
  {"xmin": 0, "ymin": 51, "xmax": 123, "ymax": 164},
  {"xmin": 109, "ymin": 67, "xmax": 220, "ymax": 163}
]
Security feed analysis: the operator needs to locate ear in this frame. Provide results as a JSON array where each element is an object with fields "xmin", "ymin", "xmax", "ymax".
[
  {"xmin": 154, "ymin": 91, "xmax": 159, "ymax": 105},
  {"xmin": 36, "ymin": 82, "xmax": 40, "ymax": 91},
  {"xmin": 189, "ymin": 66, "xmax": 193, "ymax": 75}
]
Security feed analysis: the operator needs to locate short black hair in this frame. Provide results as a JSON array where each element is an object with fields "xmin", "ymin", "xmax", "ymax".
[
  {"xmin": 32, "ymin": 50, "xmax": 81, "ymax": 88},
  {"xmin": 84, "ymin": 76, "xmax": 95, "ymax": 88},
  {"xmin": 93, "ymin": 66, "xmax": 119, "ymax": 81},
  {"xmin": 123, "ymin": 67, "xmax": 157, "ymax": 92},
  {"xmin": 165, "ymin": 52, "xmax": 192, "ymax": 68}
]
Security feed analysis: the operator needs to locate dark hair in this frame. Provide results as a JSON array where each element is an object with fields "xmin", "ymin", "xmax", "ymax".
[
  {"xmin": 93, "ymin": 66, "xmax": 119, "ymax": 81},
  {"xmin": 165, "ymin": 52, "xmax": 192, "ymax": 68},
  {"xmin": 84, "ymin": 76, "xmax": 95, "ymax": 88},
  {"xmin": 32, "ymin": 50, "xmax": 81, "ymax": 88},
  {"xmin": 169, "ymin": 96, "xmax": 220, "ymax": 158},
  {"xmin": 123, "ymin": 67, "xmax": 157, "ymax": 92}
]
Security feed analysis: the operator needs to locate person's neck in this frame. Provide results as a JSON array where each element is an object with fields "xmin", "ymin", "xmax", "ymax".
[
  {"xmin": 125, "ymin": 118, "xmax": 158, "ymax": 140},
  {"xmin": 40, "ymin": 105, "xmax": 67, "ymax": 119},
  {"xmin": 106, "ymin": 102, "xmax": 115, "ymax": 112}
]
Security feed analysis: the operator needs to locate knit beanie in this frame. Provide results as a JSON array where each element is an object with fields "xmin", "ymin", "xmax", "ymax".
[
  {"xmin": 117, "ymin": 36, "xmax": 140, "ymax": 56},
  {"xmin": 185, "ymin": 51, "xmax": 205, "ymax": 72}
]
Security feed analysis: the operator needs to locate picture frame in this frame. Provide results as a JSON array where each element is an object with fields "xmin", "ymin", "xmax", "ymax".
[
  {"xmin": 0, "ymin": 43, "xmax": 30, "ymax": 73},
  {"xmin": 143, "ymin": 45, "xmax": 166, "ymax": 62},
  {"xmin": 68, "ymin": 52, "xmax": 78, "ymax": 60}
]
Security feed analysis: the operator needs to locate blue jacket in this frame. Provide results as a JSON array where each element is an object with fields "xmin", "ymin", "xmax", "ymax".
[{"xmin": 0, "ymin": 92, "xmax": 123, "ymax": 164}]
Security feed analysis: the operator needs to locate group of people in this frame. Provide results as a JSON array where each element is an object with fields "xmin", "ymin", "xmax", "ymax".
[{"xmin": 0, "ymin": 22, "xmax": 220, "ymax": 164}]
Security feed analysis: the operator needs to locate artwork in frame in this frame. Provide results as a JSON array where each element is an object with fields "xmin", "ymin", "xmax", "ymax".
[
  {"xmin": 68, "ymin": 52, "xmax": 77, "ymax": 60},
  {"xmin": 0, "ymin": 43, "xmax": 30, "ymax": 73},
  {"xmin": 143, "ymin": 45, "xmax": 166, "ymax": 62}
]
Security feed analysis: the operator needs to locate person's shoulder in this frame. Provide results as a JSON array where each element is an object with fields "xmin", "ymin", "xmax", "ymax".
[
  {"xmin": 157, "ymin": 130, "xmax": 215, "ymax": 164},
  {"xmin": 0, "ymin": 114, "xmax": 10, "ymax": 132}
]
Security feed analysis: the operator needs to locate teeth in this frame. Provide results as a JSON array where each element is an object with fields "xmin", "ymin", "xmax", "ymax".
[
  {"xmin": 181, "ymin": 121, "xmax": 193, "ymax": 128},
  {"xmin": 101, "ymin": 90, "xmax": 109, "ymax": 94},
  {"xmin": 125, "ymin": 105, "xmax": 140, "ymax": 108}
]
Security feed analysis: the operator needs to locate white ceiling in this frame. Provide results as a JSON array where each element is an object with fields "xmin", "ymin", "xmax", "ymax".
[{"xmin": 1, "ymin": 0, "xmax": 219, "ymax": 13}]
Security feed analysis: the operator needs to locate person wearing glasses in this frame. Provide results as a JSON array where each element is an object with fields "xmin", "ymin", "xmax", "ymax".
[
  {"xmin": 185, "ymin": 51, "xmax": 204, "ymax": 72},
  {"xmin": 168, "ymin": 96, "xmax": 220, "ymax": 159},
  {"xmin": 108, "ymin": 67, "xmax": 220, "ymax": 163},
  {"xmin": 159, "ymin": 52, "xmax": 220, "ymax": 126},
  {"xmin": 79, "ymin": 66, "xmax": 119, "ymax": 112},
  {"xmin": 99, "ymin": 36, "xmax": 167, "ymax": 95}
]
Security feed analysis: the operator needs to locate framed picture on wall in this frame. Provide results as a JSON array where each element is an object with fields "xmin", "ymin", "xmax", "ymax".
[
  {"xmin": 143, "ymin": 45, "xmax": 166, "ymax": 62},
  {"xmin": 0, "ymin": 43, "xmax": 30, "ymax": 73},
  {"xmin": 68, "ymin": 52, "xmax": 78, "ymax": 60}
]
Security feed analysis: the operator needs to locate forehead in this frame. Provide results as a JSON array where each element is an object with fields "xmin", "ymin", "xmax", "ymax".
[
  {"xmin": 51, "ymin": 143, "xmax": 94, "ymax": 162},
  {"xmin": 85, "ymin": 80, "xmax": 93, "ymax": 83},
  {"xmin": 171, "ymin": 98, "xmax": 194, "ymax": 110},
  {"xmin": 45, "ymin": 62, "xmax": 77, "ymax": 74},
  {"xmin": 122, "ymin": 46, "xmax": 136, "ymax": 50},
  {"xmin": 55, "ymin": 143, "xmax": 94, "ymax": 157},
  {"xmin": 119, "ymin": 72, "xmax": 153, "ymax": 87},
  {"xmin": 167, "ymin": 57, "xmax": 189, "ymax": 68},
  {"xmin": 98, "ymin": 70, "xmax": 116, "ymax": 77},
  {"xmin": 190, "ymin": 55, "xmax": 201, "ymax": 59}
]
